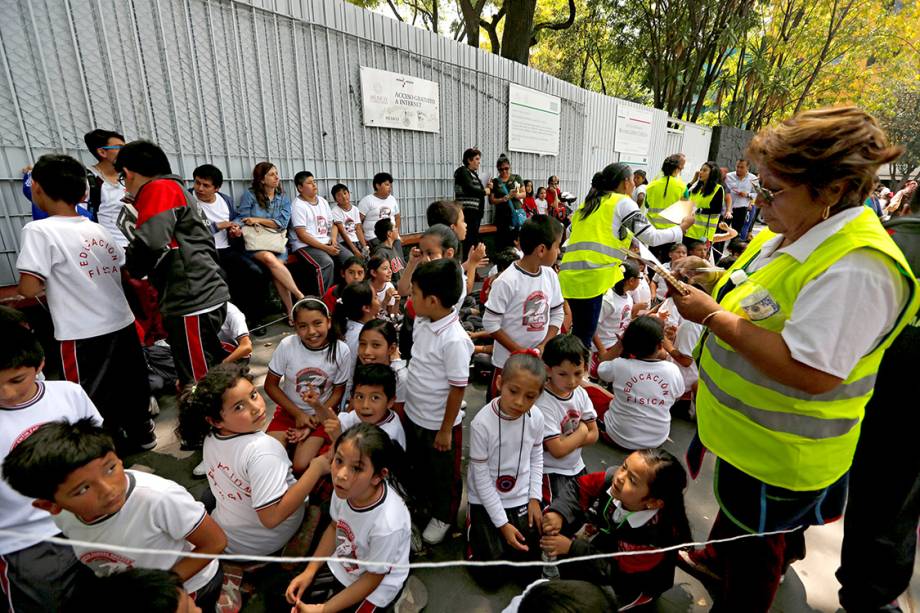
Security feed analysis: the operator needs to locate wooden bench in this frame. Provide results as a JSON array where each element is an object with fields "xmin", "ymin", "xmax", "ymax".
[{"xmin": 400, "ymin": 223, "xmax": 497, "ymax": 246}]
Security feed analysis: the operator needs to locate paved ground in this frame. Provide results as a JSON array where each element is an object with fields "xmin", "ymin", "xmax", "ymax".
[{"xmin": 125, "ymin": 321, "xmax": 919, "ymax": 612}]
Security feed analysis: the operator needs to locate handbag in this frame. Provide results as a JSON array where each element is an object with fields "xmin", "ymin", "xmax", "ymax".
[{"xmin": 241, "ymin": 223, "xmax": 287, "ymax": 254}]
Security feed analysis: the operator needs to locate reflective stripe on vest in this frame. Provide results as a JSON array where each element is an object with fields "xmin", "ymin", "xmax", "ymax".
[
  {"xmin": 686, "ymin": 186, "xmax": 721, "ymax": 241},
  {"xmin": 645, "ymin": 175, "xmax": 686, "ymax": 229},
  {"xmin": 696, "ymin": 207, "xmax": 920, "ymax": 491},
  {"xmin": 559, "ymin": 194, "xmax": 632, "ymax": 299}
]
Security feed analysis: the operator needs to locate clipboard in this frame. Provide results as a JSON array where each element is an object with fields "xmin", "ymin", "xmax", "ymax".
[{"xmin": 659, "ymin": 199, "xmax": 695, "ymax": 225}]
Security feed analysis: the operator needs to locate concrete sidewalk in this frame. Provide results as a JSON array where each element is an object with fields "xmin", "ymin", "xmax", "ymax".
[{"xmin": 127, "ymin": 322, "xmax": 919, "ymax": 612}]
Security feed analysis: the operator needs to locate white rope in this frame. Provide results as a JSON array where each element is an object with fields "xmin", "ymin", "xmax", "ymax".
[{"xmin": 0, "ymin": 526, "xmax": 797, "ymax": 570}]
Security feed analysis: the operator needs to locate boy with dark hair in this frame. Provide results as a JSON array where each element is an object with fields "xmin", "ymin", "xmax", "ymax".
[
  {"xmin": 372, "ymin": 217, "xmax": 406, "ymax": 282},
  {"xmin": 66, "ymin": 568, "xmax": 201, "ymax": 613},
  {"xmin": 290, "ymin": 171, "xmax": 347, "ymax": 296},
  {"xmin": 326, "ymin": 363, "xmax": 405, "ymax": 449},
  {"xmin": 2, "ymin": 419, "xmax": 227, "ymax": 611},
  {"xmin": 359, "ymin": 172, "xmax": 401, "ymax": 249},
  {"xmin": 16, "ymin": 154, "xmax": 155, "ymax": 451},
  {"xmin": 0, "ymin": 325, "xmax": 102, "ymax": 611},
  {"xmin": 115, "ymin": 140, "xmax": 230, "ymax": 386},
  {"xmin": 483, "ymin": 215, "xmax": 564, "ymax": 397},
  {"xmin": 330, "ymin": 183, "xmax": 367, "ymax": 258},
  {"xmin": 404, "ymin": 259, "xmax": 474, "ymax": 545},
  {"xmin": 538, "ymin": 334, "xmax": 598, "ymax": 503},
  {"xmin": 83, "ymin": 129, "xmax": 128, "ymax": 244}
]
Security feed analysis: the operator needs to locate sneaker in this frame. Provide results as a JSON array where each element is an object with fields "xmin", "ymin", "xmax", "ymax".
[
  {"xmin": 128, "ymin": 419, "xmax": 158, "ymax": 451},
  {"xmin": 421, "ymin": 518, "xmax": 451, "ymax": 545},
  {"xmin": 193, "ymin": 460, "xmax": 207, "ymax": 477},
  {"xmin": 394, "ymin": 576, "xmax": 428, "ymax": 613}
]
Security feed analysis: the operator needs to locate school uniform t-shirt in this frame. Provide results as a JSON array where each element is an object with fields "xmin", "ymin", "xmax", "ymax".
[
  {"xmin": 358, "ymin": 194, "xmax": 400, "ymax": 237},
  {"xmin": 597, "ymin": 358, "xmax": 685, "ymax": 449},
  {"xmin": 290, "ymin": 196, "xmax": 334, "ymax": 251},
  {"xmin": 596, "ymin": 289, "xmax": 633, "ymax": 349},
  {"xmin": 219, "ymin": 302, "xmax": 249, "ymax": 353},
  {"xmin": 538, "ymin": 387, "xmax": 597, "ymax": 476},
  {"xmin": 405, "ymin": 313, "xmax": 474, "ymax": 430},
  {"xmin": 482, "ymin": 264, "xmax": 564, "ymax": 368},
  {"xmin": 338, "ymin": 409, "xmax": 406, "ymax": 450},
  {"xmin": 203, "ymin": 431, "xmax": 303, "ymax": 555},
  {"xmin": 468, "ymin": 399, "xmax": 545, "ymax": 528},
  {"xmin": 329, "ymin": 482, "xmax": 411, "ymax": 607},
  {"xmin": 674, "ymin": 320, "xmax": 703, "ymax": 389},
  {"xmin": 331, "ymin": 205, "xmax": 362, "ymax": 244},
  {"xmin": 196, "ymin": 196, "xmax": 232, "ymax": 249},
  {"xmin": 629, "ymin": 275, "xmax": 653, "ymax": 308},
  {"xmin": 267, "ymin": 336, "xmax": 351, "ymax": 415},
  {"xmin": 17, "ymin": 216, "xmax": 135, "ymax": 341},
  {"xmin": 90, "ymin": 168, "xmax": 129, "ymax": 248},
  {"xmin": 53, "ymin": 470, "xmax": 220, "ymax": 593},
  {"xmin": 0, "ymin": 381, "xmax": 103, "ymax": 555}
]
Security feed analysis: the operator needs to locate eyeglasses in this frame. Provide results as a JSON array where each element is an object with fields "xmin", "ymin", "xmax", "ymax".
[
  {"xmin": 117, "ymin": 172, "xmax": 126, "ymax": 186},
  {"xmin": 498, "ymin": 166, "xmax": 510, "ymax": 172},
  {"xmin": 754, "ymin": 185, "xmax": 786, "ymax": 204},
  {"xmin": 101, "ymin": 145, "xmax": 123, "ymax": 150}
]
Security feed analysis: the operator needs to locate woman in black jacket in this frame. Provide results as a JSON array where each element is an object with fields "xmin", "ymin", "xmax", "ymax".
[{"xmin": 454, "ymin": 147, "xmax": 490, "ymax": 256}]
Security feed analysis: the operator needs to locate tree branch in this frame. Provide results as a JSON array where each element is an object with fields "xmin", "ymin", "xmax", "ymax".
[
  {"xmin": 385, "ymin": 0, "xmax": 405, "ymax": 22},
  {"xmin": 534, "ymin": 0, "xmax": 576, "ymax": 32}
]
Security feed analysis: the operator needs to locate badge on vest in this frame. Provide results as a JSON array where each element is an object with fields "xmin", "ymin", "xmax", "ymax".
[{"xmin": 740, "ymin": 288, "xmax": 781, "ymax": 321}]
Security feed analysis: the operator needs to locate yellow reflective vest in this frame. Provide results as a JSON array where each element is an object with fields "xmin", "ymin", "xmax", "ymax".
[
  {"xmin": 645, "ymin": 174, "xmax": 686, "ymax": 229},
  {"xmin": 686, "ymin": 185, "xmax": 724, "ymax": 242},
  {"xmin": 696, "ymin": 207, "xmax": 919, "ymax": 490},
  {"xmin": 559, "ymin": 193, "xmax": 633, "ymax": 299}
]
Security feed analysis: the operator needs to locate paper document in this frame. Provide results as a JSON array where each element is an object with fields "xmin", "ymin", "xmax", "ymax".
[{"xmin": 660, "ymin": 199, "xmax": 695, "ymax": 225}]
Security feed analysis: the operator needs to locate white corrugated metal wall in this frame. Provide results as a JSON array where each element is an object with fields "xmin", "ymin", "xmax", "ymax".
[{"xmin": 0, "ymin": 0, "xmax": 709, "ymax": 286}]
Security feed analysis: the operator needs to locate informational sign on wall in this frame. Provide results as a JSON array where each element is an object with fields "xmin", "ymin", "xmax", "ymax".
[
  {"xmin": 614, "ymin": 106, "xmax": 653, "ymax": 165},
  {"xmin": 359, "ymin": 66, "xmax": 440, "ymax": 133},
  {"xmin": 508, "ymin": 84, "xmax": 561, "ymax": 156}
]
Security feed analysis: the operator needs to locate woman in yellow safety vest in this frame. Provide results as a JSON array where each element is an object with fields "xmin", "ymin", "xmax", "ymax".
[
  {"xmin": 644, "ymin": 154, "xmax": 687, "ymax": 229},
  {"xmin": 685, "ymin": 161, "xmax": 726, "ymax": 247},
  {"xmin": 558, "ymin": 162, "xmax": 694, "ymax": 349},
  {"xmin": 670, "ymin": 107, "xmax": 920, "ymax": 612}
]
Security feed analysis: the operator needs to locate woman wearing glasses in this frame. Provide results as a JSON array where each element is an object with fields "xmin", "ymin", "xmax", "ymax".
[
  {"xmin": 671, "ymin": 107, "xmax": 919, "ymax": 612},
  {"xmin": 489, "ymin": 154, "xmax": 525, "ymax": 251}
]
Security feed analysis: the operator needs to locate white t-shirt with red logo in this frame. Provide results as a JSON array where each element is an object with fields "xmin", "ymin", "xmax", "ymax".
[
  {"xmin": 16, "ymin": 216, "xmax": 135, "ymax": 341},
  {"xmin": 328, "ymin": 482, "xmax": 411, "ymax": 607},
  {"xmin": 595, "ymin": 289, "xmax": 633, "ymax": 350},
  {"xmin": 290, "ymin": 195, "xmax": 334, "ymax": 250},
  {"xmin": 537, "ymin": 387, "xmax": 597, "ymax": 476},
  {"xmin": 482, "ymin": 264, "xmax": 564, "ymax": 368},
  {"xmin": 597, "ymin": 357, "xmax": 685, "ymax": 449},
  {"xmin": 53, "ymin": 470, "xmax": 220, "ymax": 594},
  {"xmin": 0, "ymin": 381, "xmax": 103, "ymax": 555},
  {"xmin": 331, "ymin": 204, "xmax": 362, "ymax": 244},
  {"xmin": 203, "ymin": 431, "xmax": 303, "ymax": 555},
  {"xmin": 267, "ymin": 336, "xmax": 351, "ymax": 415},
  {"xmin": 358, "ymin": 193, "xmax": 400, "ymax": 237}
]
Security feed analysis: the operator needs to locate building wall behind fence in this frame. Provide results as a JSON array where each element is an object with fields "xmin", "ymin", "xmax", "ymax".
[{"xmin": 0, "ymin": 0, "xmax": 709, "ymax": 286}]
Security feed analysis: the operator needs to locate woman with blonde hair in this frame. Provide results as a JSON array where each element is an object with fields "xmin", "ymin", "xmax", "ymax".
[{"xmin": 673, "ymin": 106, "xmax": 919, "ymax": 611}]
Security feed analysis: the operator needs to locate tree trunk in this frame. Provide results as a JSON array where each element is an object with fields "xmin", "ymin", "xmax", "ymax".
[
  {"xmin": 500, "ymin": 0, "xmax": 539, "ymax": 64},
  {"xmin": 458, "ymin": 0, "xmax": 484, "ymax": 47}
]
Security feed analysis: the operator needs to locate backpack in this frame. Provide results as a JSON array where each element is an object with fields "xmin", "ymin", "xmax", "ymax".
[{"xmin": 85, "ymin": 169, "xmax": 103, "ymax": 221}]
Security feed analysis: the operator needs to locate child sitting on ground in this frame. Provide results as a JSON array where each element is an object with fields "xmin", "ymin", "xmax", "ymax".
[
  {"xmin": 541, "ymin": 449, "xmax": 691, "ymax": 609},
  {"xmin": 0, "ymin": 325, "xmax": 103, "ymax": 611},
  {"xmin": 596, "ymin": 316, "xmax": 685, "ymax": 450},
  {"xmin": 177, "ymin": 364, "xmax": 328, "ymax": 555},
  {"xmin": 591, "ymin": 261, "xmax": 641, "ymax": 376},
  {"xmin": 356, "ymin": 319, "xmax": 408, "ymax": 413},
  {"xmin": 467, "ymin": 351, "xmax": 547, "ymax": 587},
  {"xmin": 539, "ymin": 335, "xmax": 598, "ymax": 503},
  {"xmin": 335, "ymin": 281, "xmax": 380, "ymax": 360},
  {"xmin": 218, "ymin": 302, "xmax": 252, "ymax": 363},
  {"xmin": 366, "ymin": 256, "xmax": 399, "ymax": 320},
  {"xmin": 398, "ymin": 224, "xmax": 484, "ymax": 309},
  {"xmin": 653, "ymin": 243, "xmax": 687, "ymax": 302},
  {"xmin": 264, "ymin": 298, "xmax": 351, "ymax": 473},
  {"xmin": 483, "ymin": 215, "xmax": 564, "ymax": 399},
  {"xmin": 3, "ymin": 419, "xmax": 227, "ymax": 611},
  {"xmin": 322, "ymin": 255, "xmax": 365, "ymax": 315},
  {"xmin": 325, "ymin": 363, "xmax": 406, "ymax": 450},
  {"xmin": 285, "ymin": 424, "xmax": 412, "ymax": 612}
]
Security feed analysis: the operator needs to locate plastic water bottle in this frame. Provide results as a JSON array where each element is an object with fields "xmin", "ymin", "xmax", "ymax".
[{"xmin": 542, "ymin": 550, "xmax": 560, "ymax": 580}]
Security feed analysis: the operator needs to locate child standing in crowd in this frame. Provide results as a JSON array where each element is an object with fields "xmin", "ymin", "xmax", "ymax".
[
  {"xmin": 398, "ymin": 224, "xmax": 477, "ymax": 309},
  {"xmin": 330, "ymin": 183, "xmax": 367, "ymax": 258},
  {"xmin": 3, "ymin": 419, "xmax": 227, "ymax": 611},
  {"xmin": 534, "ymin": 186, "xmax": 549, "ymax": 216},
  {"xmin": 366, "ymin": 256, "xmax": 400, "ymax": 320},
  {"xmin": 359, "ymin": 172, "xmax": 401, "ymax": 249},
  {"xmin": 539, "ymin": 335, "xmax": 598, "ymax": 503},
  {"xmin": 372, "ymin": 218, "xmax": 406, "ymax": 283},
  {"xmin": 467, "ymin": 351, "xmax": 546, "ymax": 585},
  {"xmin": 592, "ymin": 261, "xmax": 640, "ymax": 374},
  {"xmin": 541, "ymin": 449, "xmax": 691, "ymax": 609},
  {"xmin": 83, "ymin": 129, "xmax": 128, "ymax": 245},
  {"xmin": 0, "ymin": 326, "xmax": 102, "ymax": 611},
  {"xmin": 322, "ymin": 255, "xmax": 365, "ymax": 314},
  {"xmin": 654, "ymin": 243, "xmax": 687, "ymax": 302},
  {"xmin": 336, "ymin": 281, "xmax": 380, "ymax": 360},
  {"xmin": 290, "ymin": 171, "xmax": 345, "ymax": 296},
  {"xmin": 265, "ymin": 298, "xmax": 351, "ymax": 473},
  {"xmin": 357, "ymin": 319, "xmax": 408, "ymax": 412},
  {"xmin": 115, "ymin": 140, "xmax": 230, "ymax": 386},
  {"xmin": 325, "ymin": 363, "xmax": 406, "ymax": 450},
  {"xmin": 16, "ymin": 154, "xmax": 155, "ymax": 451},
  {"xmin": 483, "ymin": 215, "xmax": 564, "ymax": 398},
  {"xmin": 426, "ymin": 200, "xmax": 487, "ymax": 287},
  {"xmin": 404, "ymin": 259, "xmax": 474, "ymax": 546},
  {"xmin": 596, "ymin": 316, "xmax": 685, "ymax": 449},
  {"xmin": 177, "ymin": 364, "xmax": 328, "ymax": 555},
  {"xmin": 218, "ymin": 302, "xmax": 252, "ymax": 363},
  {"xmin": 285, "ymin": 424, "xmax": 411, "ymax": 612}
]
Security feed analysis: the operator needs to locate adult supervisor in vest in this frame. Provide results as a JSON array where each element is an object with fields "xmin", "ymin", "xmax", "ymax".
[
  {"xmin": 685, "ymin": 161, "xmax": 725, "ymax": 248},
  {"xmin": 645, "ymin": 153, "xmax": 687, "ymax": 229},
  {"xmin": 559, "ymin": 162, "xmax": 694, "ymax": 349},
  {"xmin": 670, "ymin": 106, "xmax": 920, "ymax": 612}
]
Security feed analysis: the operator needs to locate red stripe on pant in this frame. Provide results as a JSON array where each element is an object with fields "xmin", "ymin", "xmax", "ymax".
[
  {"xmin": 184, "ymin": 315, "xmax": 209, "ymax": 382},
  {"xmin": 355, "ymin": 600, "xmax": 377, "ymax": 613},
  {"xmin": 298, "ymin": 249, "xmax": 326, "ymax": 295},
  {"xmin": 60, "ymin": 340, "xmax": 80, "ymax": 383},
  {"xmin": 0, "ymin": 554, "xmax": 15, "ymax": 613},
  {"xmin": 450, "ymin": 424, "xmax": 463, "ymax": 523}
]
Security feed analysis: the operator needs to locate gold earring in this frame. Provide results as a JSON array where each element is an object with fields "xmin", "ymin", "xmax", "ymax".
[{"xmin": 822, "ymin": 205, "xmax": 830, "ymax": 221}]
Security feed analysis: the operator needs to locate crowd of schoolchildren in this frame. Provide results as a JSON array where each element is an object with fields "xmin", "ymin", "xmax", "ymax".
[{"xmin": 0, "ymin": 133, "xmax": 735, "ymax": 613}]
